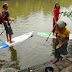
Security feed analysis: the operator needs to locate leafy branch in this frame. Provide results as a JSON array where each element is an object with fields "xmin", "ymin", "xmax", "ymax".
[{"xmin": 63, "ymin": 11, "xmax": 72, "ymax": 21}]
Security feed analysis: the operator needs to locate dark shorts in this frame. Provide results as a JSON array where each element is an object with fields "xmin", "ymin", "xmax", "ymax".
[{"xmin": 4, "ymin": 23, "xmax": 13, "ymax": 35}]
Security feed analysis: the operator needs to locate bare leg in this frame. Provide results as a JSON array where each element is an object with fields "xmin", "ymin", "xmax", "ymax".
[
  {"xmin": 9, "ymin": 35, "xmax": 14, "ymax": 43},
  {"xmin": 6, "ymin": 34, "xmax": 9, "ymax": 42},
  {"xmin": 52, "ymin": 58, "xmax": 59, "ymax": 64}
]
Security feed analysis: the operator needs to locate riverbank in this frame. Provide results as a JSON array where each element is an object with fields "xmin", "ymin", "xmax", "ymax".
[
  {"xmin": 0, "ymin": 53, "xmax": 72, "ymax": 72},
  {"xmin": 21, "ymin": 54, "xmax": 72, "ymax": 72}
]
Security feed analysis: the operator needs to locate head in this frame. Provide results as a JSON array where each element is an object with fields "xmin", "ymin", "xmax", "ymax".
[
  {"xmin": 57, "ymin": 21, "xmax": 67, "ymax": 31},
  {"xmin": 54, "ymin": 2, "xmax": 60, "ymax": 9},
  {"xmin": 3, "ymin": 3, "xmax": 8, "ymax": 10},
  {"xmin": 0, "ymin": 11, "xmax": 2, "ymax": 17}
]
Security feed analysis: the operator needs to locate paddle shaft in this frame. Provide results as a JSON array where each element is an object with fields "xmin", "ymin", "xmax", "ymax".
[
  {"xmin": 46, "ymin": 23, "xmax": 56, "ymax": 41},
  {"xmin": 46, "ymin": 32, "xmax": 51, "ymax": 41},
  {"xmin": 46, "ymin": 13, "xmax": 62, "ymax": 41}
]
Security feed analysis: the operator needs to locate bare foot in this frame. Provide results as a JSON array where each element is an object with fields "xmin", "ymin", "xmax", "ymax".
[
  {"xmin": 53, "ymin": 33, "xmax": 56, "ymax": 36},
  {"xmin": 10, "ymin": 41, "xmax": 15, "ymax": 43},
  {"xmin": 7, "ymin": 39, "xmax": 10, "ymax": 42}
]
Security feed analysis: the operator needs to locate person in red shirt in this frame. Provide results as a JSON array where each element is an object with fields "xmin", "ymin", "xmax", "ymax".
[{"xmin": 53, "ymin": 2, "xmax": 63, "ymax": 35}]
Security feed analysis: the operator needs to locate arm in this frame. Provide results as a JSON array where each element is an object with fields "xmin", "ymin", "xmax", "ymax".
[
  {"xmin": 54, "ymin": 12, "xmax": 57, "ymax": 24},
  {"xmin": 61, "ymin": 30, "xmax": 70, "ymax": 45},
  {"xmin": 7, "ymin": 17, "xmax": 14, "ymax": 21},
  {"xmin": 6, "ymin": 12, "xmax": 14, "ymax": 21},
  {"xmin": 61, "ymin": 37, "xmax": 69, "ymax": 45},
  {"xmin": 53, "ymin": 8, "xmax": 57, "ymax": 24},
  {"xmin": 3, "ymin": 21, "xmax": 8, "ymax": 27},
  {"xmin": 56, "ymin": 38, "xmax": 69, "ymax": 49},
  {"xmin": 56, "ymin": 33, "xmax": 69, "ymax": 49},
  {"xmin": 1, "ymin": 18, "xmax": 8, "ymax": 27},
  {"xmin": 56, "ymin": 36, "xmax": 69, "ymax": 49}
]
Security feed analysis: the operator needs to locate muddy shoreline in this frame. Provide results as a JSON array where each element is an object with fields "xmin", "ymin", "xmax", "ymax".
[{"xmin": 21, "ymin": 54, "xmax": 72, "ymax": 72}]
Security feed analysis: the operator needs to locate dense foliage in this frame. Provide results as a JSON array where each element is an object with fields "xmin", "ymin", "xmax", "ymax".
[{"xmin": 63, "ymin": 11, "xmax": 72, "ymax": 21}]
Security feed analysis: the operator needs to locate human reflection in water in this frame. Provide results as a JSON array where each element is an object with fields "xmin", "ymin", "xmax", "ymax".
[
  {"xmin": 52, "ymin": 39, "xmax": 56, "ymax": 55},
  {"xmin": 9, "ymin": 46, "xmax": 20, "ymax": 69}
]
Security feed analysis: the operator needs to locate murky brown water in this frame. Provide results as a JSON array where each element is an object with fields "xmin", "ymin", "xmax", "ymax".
[{"xmin": 0, "ymin": 0, "xmax": 72, "ymax": 70}]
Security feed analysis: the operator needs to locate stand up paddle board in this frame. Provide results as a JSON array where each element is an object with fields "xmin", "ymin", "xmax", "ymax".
[
  {"xmin": 37, "ymin": 32, "xmax": 72, "ymax": 40},
  {"xmin": 0, "ymin": 31, "xmax": 33, "ymax": 49}
]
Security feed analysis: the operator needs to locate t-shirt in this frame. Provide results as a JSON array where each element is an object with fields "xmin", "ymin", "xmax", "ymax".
[
  {"xmin": 53, "ymin": 8, "xmax": 60, "ymax": 21},
  {"xmin": 56, "ymin": 28, "xmax": 70, "ymax": 38}
]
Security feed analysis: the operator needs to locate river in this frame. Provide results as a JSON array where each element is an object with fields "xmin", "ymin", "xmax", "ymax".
[{"xmin": 0, "ymin": 0, "xmax": 72, "ymax": 70}]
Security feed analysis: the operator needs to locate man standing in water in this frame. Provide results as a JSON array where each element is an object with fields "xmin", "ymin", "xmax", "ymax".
[{"xmin": 2, "ymin": 3, "xmax": 15, "ymax": 43}]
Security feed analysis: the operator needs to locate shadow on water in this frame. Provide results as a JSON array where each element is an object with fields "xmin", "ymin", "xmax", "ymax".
[{"xmin": 52, "ymin": 39, "xmax": 56, "ymax": 56}]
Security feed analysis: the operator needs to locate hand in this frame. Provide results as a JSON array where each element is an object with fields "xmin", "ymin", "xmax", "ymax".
[
  {"xmin": 11, "ymin": 18, "xmax": 14, "ymax": 21},
  {"xmin": 56, "ymin": 43, "xmax": 62, "ymax": 49},
  {"xmin": 61, "ymin": 12, "xmax": 63, "ymax": 14},
  {"xmin": 5, "ymin": 21, "xmax": 8, "ymax": 27}
]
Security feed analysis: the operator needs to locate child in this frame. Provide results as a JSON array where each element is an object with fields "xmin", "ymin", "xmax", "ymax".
[
  {"xmin": 53, "ymin": 2, "xmax": 63, "ymax": 35},
  {"xmin": 2, "ymin": 3, "xmax": 14, "ymax": 43},
  {"xmin": 0, "ymin": 11, "xmax": 8, "ymax": 27}
]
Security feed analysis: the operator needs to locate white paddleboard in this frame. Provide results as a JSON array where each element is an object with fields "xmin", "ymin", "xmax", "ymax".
[{"xmin": 0, "ymin": 31, "xmax": 33, "ymax": 49}]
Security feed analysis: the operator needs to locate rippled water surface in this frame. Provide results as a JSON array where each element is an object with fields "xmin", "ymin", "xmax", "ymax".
[{"xmin": 0, "ymin": 0, "xmax": 72, "ymax": 70}]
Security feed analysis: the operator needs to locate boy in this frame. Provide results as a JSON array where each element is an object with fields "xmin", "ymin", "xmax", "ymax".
[{"xmin": 2, "ymin": 3, "xmax": 14, "ymax": 43}]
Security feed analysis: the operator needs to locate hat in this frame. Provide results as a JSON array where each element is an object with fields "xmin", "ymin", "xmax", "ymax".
[{"xmin": 57, "ymin": 21, "xmax": 67, "ymax": 28}]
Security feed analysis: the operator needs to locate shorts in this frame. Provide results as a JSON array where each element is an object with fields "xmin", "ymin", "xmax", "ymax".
[{"xmin": 4, "ymin": 23, "xmax": 13, "ymax": 35}]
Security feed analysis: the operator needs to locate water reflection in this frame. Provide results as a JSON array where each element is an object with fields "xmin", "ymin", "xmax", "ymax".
[
  {"xmin": 0, "ymin": 46, "xmax": 19, "ymax": 69},
  {"xmin": 0, "ymin": 0, "xmax": 72, "ymax": 18},
  {"xmin": 9, "ymin": 46, "xmax": 17, "ymax": 61},
  {"xmin": 9, "ymin": 46, "xmax": 19, "ymax": 69},
  {"xmin": 52, "ymin": 39, "xmax": 56, "ymax": 56}
]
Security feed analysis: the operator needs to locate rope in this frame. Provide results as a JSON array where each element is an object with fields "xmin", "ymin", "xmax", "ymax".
[
  {"xmin": 0, "ymin": 23, "xmax": 5, "ymax": 42},
  {"xmin": 0, "ymin": 29, "xmax": 5, "ymax": 36},
  {"xmin": 0, "ymin": 23, "xmax": 5, "ymax": 36}
]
